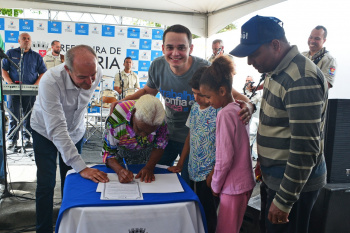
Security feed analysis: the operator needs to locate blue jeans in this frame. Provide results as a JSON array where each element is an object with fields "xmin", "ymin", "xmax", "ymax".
[
  {"xmin": 261, "ymin": 182, "xmax": 320, "ymax": 233},
  {"xmin": 33, "ymin": 130, "xmax": 83, "ymax": 233},
  {"xmin": 158, "ymin": 140, "xmax": 190, "ymax": 185},
  {"xmin": 7, "ymin": 95, "xmax": 36, "ymax": 142}
]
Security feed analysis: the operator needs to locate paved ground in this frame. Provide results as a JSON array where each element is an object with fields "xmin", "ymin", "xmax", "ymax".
[{"xmin": 0, "ymin": 131, "xmax": 103, "ymax": 233}]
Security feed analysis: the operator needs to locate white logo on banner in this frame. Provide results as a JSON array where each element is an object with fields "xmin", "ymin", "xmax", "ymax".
[
  {"xmin": 130, "ymin": 40, "xmax": 137, "ymax": 48},
  {"xmin": 8, "ymin": 21, "xmax": 16, "ymax": 29},
  {"xmin": 37, "ymin": 22, "xmax": 44, "ymax": 31},
  {"xmin": 117, "ymin": 28, "xmax": 125, "ymax": 36},
  {"xmin": 152, "ymin": 40, "xmax": 162, "ymax": 50},
  {"xmin": 140, "ymin": 51, "xmax": 150, "ymax": 60},
  {"xmin": 92, "ymin": 26, "xmax": 99, "ymax": 34},
  {"xmin": 65, "ymin": 24, "xmax": 73, "ymax": 33}
]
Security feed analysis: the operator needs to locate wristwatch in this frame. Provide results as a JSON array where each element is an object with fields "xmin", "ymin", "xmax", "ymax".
[{"xmin": 249, "ymin": 101, "xmax": 257, "ymax": 113}]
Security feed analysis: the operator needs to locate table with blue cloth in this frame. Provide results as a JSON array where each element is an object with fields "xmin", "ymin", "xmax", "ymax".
[{"xmin": 56, "ymin": 164, "xmax": 207, "ymax": 233}]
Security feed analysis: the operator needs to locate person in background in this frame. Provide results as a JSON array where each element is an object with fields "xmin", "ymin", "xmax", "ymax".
[
  {"xmin": 207, "ymin": 39, "xmax": 234, "ymax": 63},
  {"xmin": 102, "ymin": 94, "xmax": 168, "ymax": 183},
  {"xmin": 302, "ymin": 26, "xmax": 336, "ymax": 88},
  {"xmin": 243, "ymin": 75, "xmax": 262, "ymax": 161},
  {"xmin": 2, "ymin": 33, "xmax": 46, "ymax": 150},
  {"xmin": 114, "ymin": 57, "xmax": 140, "ymax": 98},
  {"xmin": 244, "ymin": 76, "xmax": 254, "ymax": 96},
  {"xmin": 168, "ymin": 67, "xmax": 219, "ymax": 233},
  {"xmin": 112, "ymin": 24, "xmax": 253, "ymax": 185},
  {"xmin": 31, "ymin": 45, "xmax": 109, "ymax": 233},
  {"xmin": 200, "ymin": 55, "xmax": 255, "ymax": 233},
  {"xmin": 43, "ymin": 40, "xmax": 64, "ymax": 70},
  {"xmin": 230, "ymin": 15, "xmax": 327, "ymax": 233}
]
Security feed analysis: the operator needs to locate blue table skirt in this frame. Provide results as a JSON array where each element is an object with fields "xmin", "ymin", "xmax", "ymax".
[{"xmin": 56, "ymin": 164, "xmax": 208, "ymax": 233}]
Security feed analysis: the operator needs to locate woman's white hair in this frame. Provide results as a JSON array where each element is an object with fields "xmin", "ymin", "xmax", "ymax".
[{"xmin": 134, "ymin": 94, "xmax": 165, "ymax": 126}]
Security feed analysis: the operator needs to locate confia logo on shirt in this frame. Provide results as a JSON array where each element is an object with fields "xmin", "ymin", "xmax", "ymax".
[{"xmin": 128, "ymin": 228, "xmax": 147, "ymax": 233}]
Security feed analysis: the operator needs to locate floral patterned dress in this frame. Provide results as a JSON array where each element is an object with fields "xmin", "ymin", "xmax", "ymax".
[{"xmin": 102, "ymin": 100, "xmax": 168, "ymax": 165}]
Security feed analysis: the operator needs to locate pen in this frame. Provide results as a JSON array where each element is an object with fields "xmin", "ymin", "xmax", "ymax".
[
  {"xmin": 123, "ymin": 158, "xmax": 129, "ymax": 170},
  {"xmin": 123, "ymin": 158, "xmax": 134, "ymax": 182}
]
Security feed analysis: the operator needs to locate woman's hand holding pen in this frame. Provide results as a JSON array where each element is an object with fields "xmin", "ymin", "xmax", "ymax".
[{"xmin": 117, "ymin": 168, "xmax": 134, "ymax": 183}]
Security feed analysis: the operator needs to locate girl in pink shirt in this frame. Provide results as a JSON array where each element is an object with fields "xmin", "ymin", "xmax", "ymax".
[{"xmin": 199, "ymin": 56, "xmax": 255, "ymax": 233}]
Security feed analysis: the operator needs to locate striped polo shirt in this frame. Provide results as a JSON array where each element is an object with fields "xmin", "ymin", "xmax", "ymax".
[{"xmin": 257, "ymin": 45, "xmax": 328, "ymax": 213}]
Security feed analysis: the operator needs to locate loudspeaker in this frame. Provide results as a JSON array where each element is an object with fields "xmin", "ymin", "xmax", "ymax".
[
  {"xmin": 324, "ymin": 99, "xmax": 350, "ymax": 183},
  {"xmin": 309, "ymin": 183, "xmax": 350, "ymax": 233}
]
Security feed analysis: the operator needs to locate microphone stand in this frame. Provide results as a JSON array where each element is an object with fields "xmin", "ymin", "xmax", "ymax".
[
  {"xmin": 0, "ymin": 48, "xmax": 19, "ymax": 69},
  {"xmin": 243, "ymin": 81, "xmax": 254, "ymax": 96},
  {"xmin": 115, "ymin": 59, "xmax": 123, "ymax": 100},
  {"xmin": 249, "ymin": 73, "xmax": 266, "ymax": 100},
  {"xmin": 17, "ymin": 48, "xmax": 33, "ymax": 158},
  {"xmin": 99, "ymin": 79, "xmax": 104, "ymax": 136},
  {"xmin": 18, "ymin": 49, "xmax": 25, "ymax": 154},
  {"xmin": 0, "ymin": 52, "xmax": 32, "ymax": 200},
  {"xmin": 118, "ymin": 69, "xmax": 124, "ymax": 100}
]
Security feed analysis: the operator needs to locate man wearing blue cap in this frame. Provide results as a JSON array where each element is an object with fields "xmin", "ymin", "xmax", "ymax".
[{"xmin": 230, "ymin": 15, "xmax": 328, "ymax": 233}]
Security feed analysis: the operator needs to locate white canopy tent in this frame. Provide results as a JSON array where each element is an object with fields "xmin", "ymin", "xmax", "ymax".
[{"xmin": 1, "ymin": 0, "xmax": 286, "ymax": 37}]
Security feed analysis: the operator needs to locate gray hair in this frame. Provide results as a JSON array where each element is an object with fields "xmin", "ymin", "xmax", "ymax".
[
  {"xmin": 65, "ymin": 45, "xmax": 97, "ymax": 71},
  {"xmin": 134, "ymin": 95, "xmax": 165, "ymax": 126},
  {"xmin": 212, "ymin": 39, "xmax": 223, "ymax": 46}
]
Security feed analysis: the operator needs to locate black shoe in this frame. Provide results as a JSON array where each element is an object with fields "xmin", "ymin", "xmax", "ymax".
[
  {"xmin": 0, "ymin": 178, "xmax": 5, "ymax": 185},
  {"xmin": 24, "ymin": 140, "xmax": 33, "ymax": 148}
]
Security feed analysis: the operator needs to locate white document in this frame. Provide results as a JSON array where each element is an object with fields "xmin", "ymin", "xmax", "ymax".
[
  {"xmin": 97, "ymin": 173, "xmax": 184, "ymax": 194},
  {"xmin": 101, "ymin": 181, "xmax": 143, "ymax": 200},
  {"xmin": 155, "ymin": 164, "xmax": 169, "ymax": 169},
  {"xmin": 139, "ymin": 173, "xmax": 184, "ymax": 193}
]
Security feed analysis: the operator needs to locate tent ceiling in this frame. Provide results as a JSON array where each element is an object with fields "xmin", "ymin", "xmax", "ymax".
[{"xmin": 1, "ymin": 0, "xmax": 286, "ymax": 37}]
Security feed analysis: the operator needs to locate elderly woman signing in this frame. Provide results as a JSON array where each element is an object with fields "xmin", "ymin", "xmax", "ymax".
[{"xmin": 102, "ymin": 94, "xmax": 168, "ymax": 183}]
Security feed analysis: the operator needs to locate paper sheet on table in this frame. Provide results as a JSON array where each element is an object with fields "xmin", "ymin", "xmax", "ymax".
[
  {"xmin": 97, "ymin": 173, "xmax": 184, "ymax": 193},
  {"xmin": 101, "ymin": 181, "xmax": 143, "ymax": 200},
  {"xmin": 155, "ymin": 164, "xmax": 169, "ymax": 169}
]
